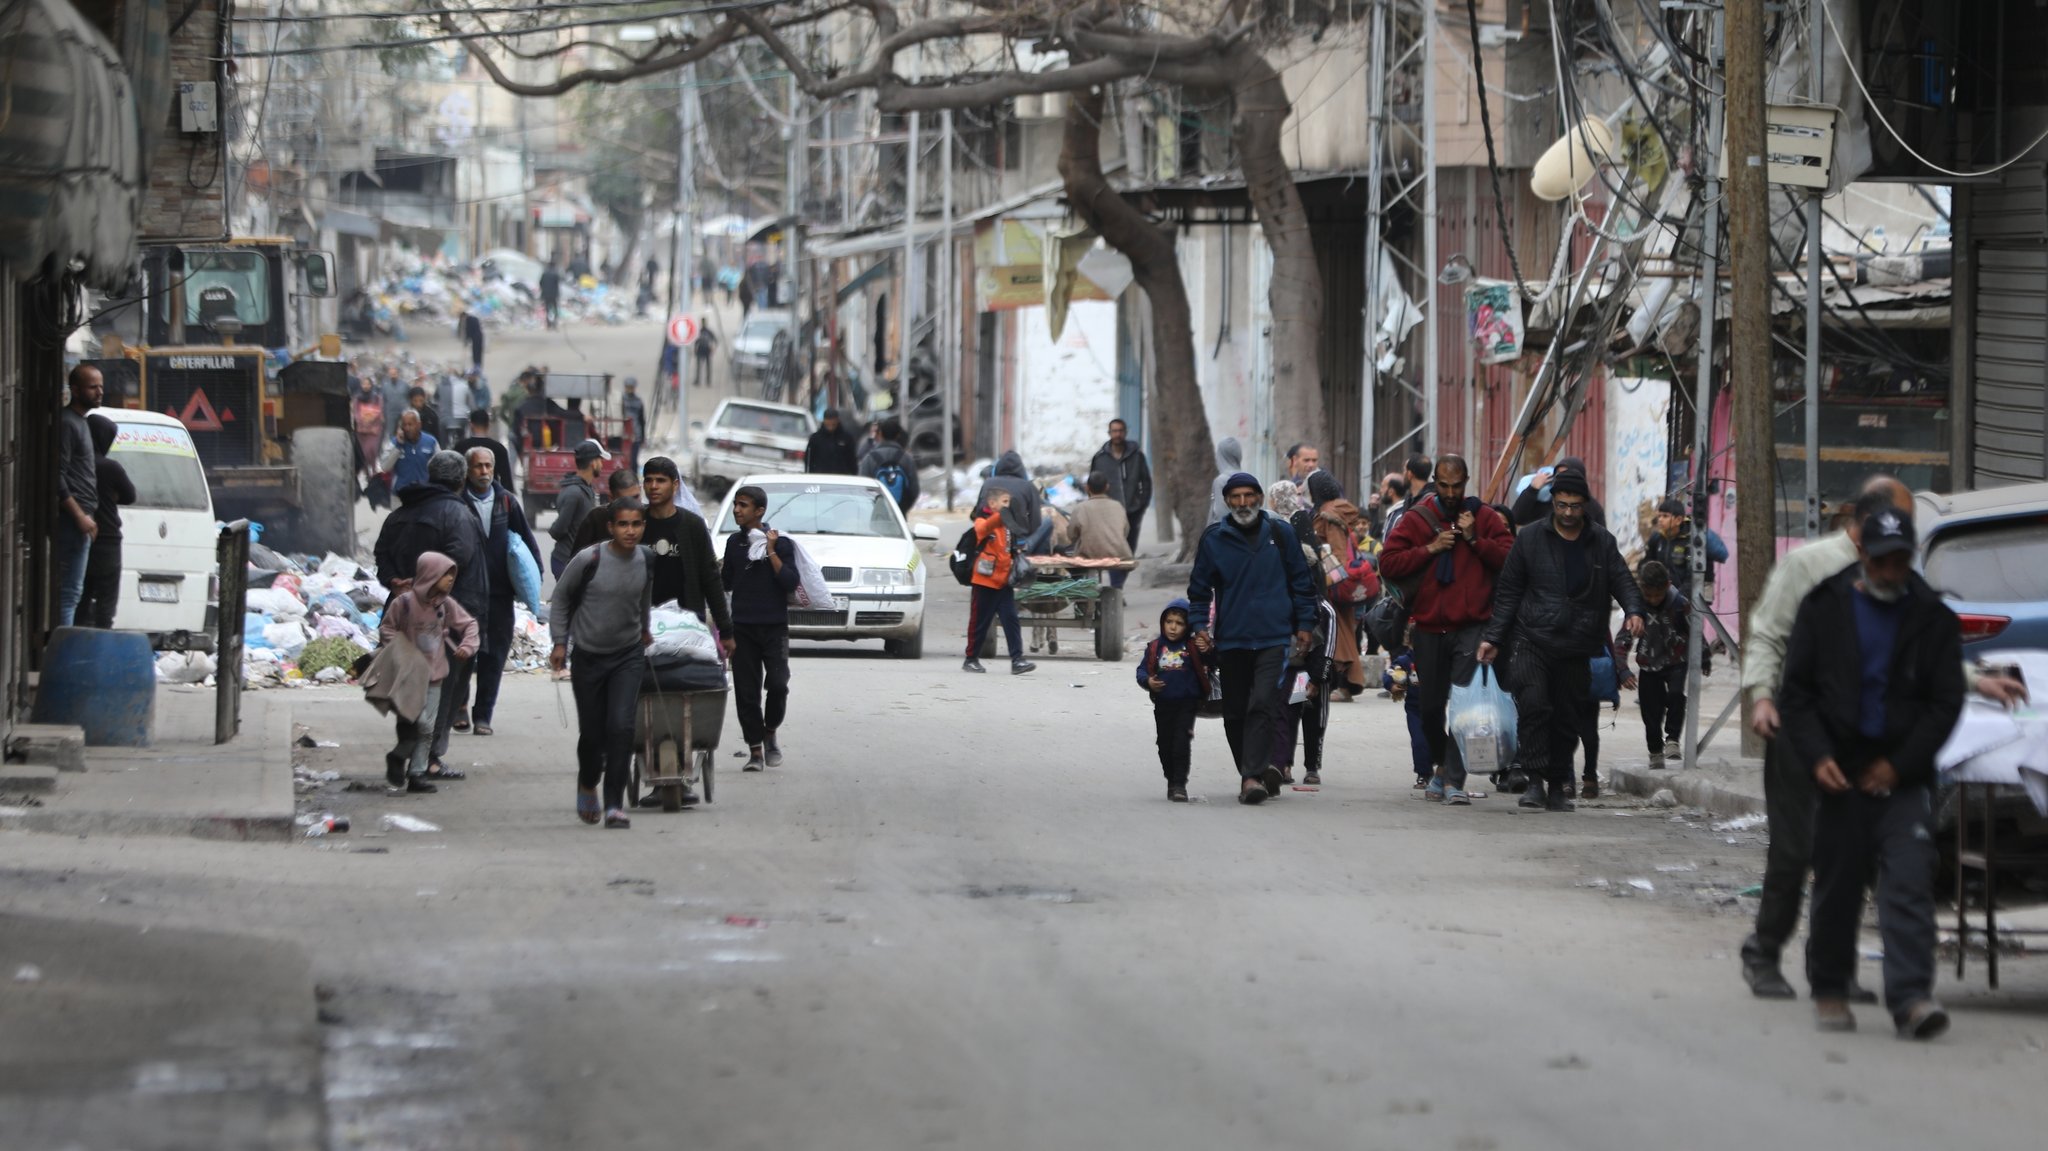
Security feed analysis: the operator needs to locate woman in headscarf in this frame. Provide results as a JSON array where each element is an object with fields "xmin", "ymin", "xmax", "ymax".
[{"xmin": 1312, "ymin": 499, "xmax": 1375, "ymax": 702}]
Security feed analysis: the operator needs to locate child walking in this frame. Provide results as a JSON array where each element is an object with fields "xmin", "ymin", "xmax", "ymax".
[
  {"xmin": 1386, "ymin": 629, "xmax": 1432, "ymax": 789},
  {"xmin": 1617, "ymin": 560, "xmax": 1689, "ymax": 769},
  {"xmin": 378, "ymin": 551, "xmax": 478, "ymax": 796},
  {"xmin": 1137, "ymin": 599, "xmax": 1209, "ymax": 802}
]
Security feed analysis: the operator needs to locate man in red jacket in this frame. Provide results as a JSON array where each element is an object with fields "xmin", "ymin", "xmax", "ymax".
[{"xmin": 1378, "ymin": 455, "xmax": 1515, "ymax": 804}]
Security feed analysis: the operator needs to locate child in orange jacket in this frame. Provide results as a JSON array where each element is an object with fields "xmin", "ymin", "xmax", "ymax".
[{"xmin": 963, "ymin": 489, "xmax": 1036, "ymax": 675}]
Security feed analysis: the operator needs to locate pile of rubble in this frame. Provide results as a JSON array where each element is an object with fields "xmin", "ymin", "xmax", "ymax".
[{"xmin": 361, "ymin": 247, "xmax": 637, "ymax": 336}]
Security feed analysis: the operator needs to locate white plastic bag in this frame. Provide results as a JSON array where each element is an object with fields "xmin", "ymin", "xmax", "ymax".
[
  {"xmin": 647, "ymin": 601, "xmax": 719, "ymax": 663},
  {"xmin": 786, "ymin": 540, "xmax": 836, "ymax": 609},
  {"xmin": 1449, "ymin": 666, "xmax": 1518, "ymax": 773}
]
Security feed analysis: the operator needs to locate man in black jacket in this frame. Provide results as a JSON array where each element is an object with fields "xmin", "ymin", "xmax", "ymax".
[
  {"xmin": 372, "ymin": 450, "xmax": 490, "ymax": 776},
  {"xmin": 447, "ymin": 446, "xmax": 542, "ymax": 737},
  {"xmin": 1089, "ymin": 419, "xmax": 1153, "ymax": 561},
  {"xmin": 722, "ymin": 485, "xmax": 799, "ymax": 773},
  {"xmin": 549, "ymin": 440, "xmax": 607, "ymax": 575},
  {"xmin": 1479, "ymin": 464, "xmax": 1645, "ymax": 811},
  {"xmin": 804, "ymin": 408, "xmax": 860, "ymax": 475},
  {"xmin": 858, "ymin": 419, "xmax": 920, "ymax": 512},
  {"xmin": 1780, "ymin": 506, "xmax": 1962, "ymax": 1040}
]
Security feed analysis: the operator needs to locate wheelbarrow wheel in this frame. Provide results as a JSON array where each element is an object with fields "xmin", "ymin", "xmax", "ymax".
[{"xmin": 699, "ymin": 750, "xmax": 715, "ymax": 804}]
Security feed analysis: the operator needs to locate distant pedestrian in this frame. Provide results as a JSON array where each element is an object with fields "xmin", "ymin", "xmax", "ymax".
[
  {"xmin": 1138, "ymin": 598, "xmax": 1208, "ymax": 803},
  {"xmin": 53, "ymin": 364, "xmax": 102, "ymax": 628},
  {"xmin": 1188, "ymin": 472, "xmax": 1318, "ymax": 806},
  {"xmin": 1479, "ymin": 463, "xmax": 1645, "ymax": 812},
  {"xmin": 1780, "ymin": 503, "xmax": 1963, "ymax": 1040},
  {"xmin": 1053, "ymin": 472, "xmax": 1133, "ymax": 564},
  {"xmin": 621, "ymin": 378, "xmax": 647, "ymax": 468},
  {"xmin": 77, "ymin": 414, "xmax": 134, "ymax": 629},
  {"xmin": 1616, "ymin": 560, "xmax": 1690, "ymax": 770},
  {"xmin": 804, "ymin": 408, "xmax": 860, "ymax": 475},
  {"xmin": 1284, "ymin": 442, "xmax": 1321, "ymax": 485},
  {"xmin": 408, "ymin": 386, "xmax": 443, "ymax": 443},
  {"xmin": 1512, "ymin": 455, "xmax": 1606, "ymax": 529},
  {"xmin": 1205, "ymin": 437, "xmax": 1244, "ymax": 527},
  {"xmin": 379, "ymin": 551, "xmax": 478, "ymax": 797},
  {"xmin": 860, "ymin": 420, "xmax": 920, "ymax": 513},
  {"xmin": 549, "ymin": 501, "xmax": 653, "ymax": 830},
  {"xmin": 382, "ymin": 409, "xmax": 438, "ymax": 493},
  {"xmin": 539, "ymin": 262, "xmax": 563, "ymax": 329},
  {"xmin": 573, "ymin": 467, "xmax": 645, "ymax": 552},
  {"xmin": 1644, "ymin": 495, "xmax": 1728, "ymax": 601},
  {"xmin": 1090, "ymin": 419, "xmax": 1152, "ymax": 584},
  {"xmin": 721, "ymin": 486, "xmax": 799, "ymax": 772},
  {"xmin": 961, "ymin": 488, "xmax": 1035, "ymax": 676},
  {"xmin": 549, "ymin": 440, "xmax": 608, "ymax": 576},
  {"xmin": 693, "ymin": 321, "xmax": 718, "ymax": 388},
  {"xmin": 452, "ymin": 408, "xmax": 513, "ymax": 496}
]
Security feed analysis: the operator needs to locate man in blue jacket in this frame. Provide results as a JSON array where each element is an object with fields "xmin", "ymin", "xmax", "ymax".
[{"xmin": 1188, "ymin": 472, "xmax": 1319, "ymax": 806}]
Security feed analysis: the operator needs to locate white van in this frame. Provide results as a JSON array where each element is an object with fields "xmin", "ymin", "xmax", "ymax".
[{"xmin": 107, "ymin": 409, "xmax": 218, "ymax": 650}]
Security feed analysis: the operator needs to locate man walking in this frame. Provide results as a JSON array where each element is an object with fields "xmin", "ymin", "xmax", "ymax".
[
  {"xmin": 805, "ymin": 408, "xmax": 860, "ymax": 475},
  {"xmin": 53, "ymin": 365, "xmax": 102, "ymax": 628},
  {"xmin": 977, "ymin": 451, "xmax": 1048, "ymax": 554},
  {"xmin": 1381, "ymin": 454, "xmax": 1433, "ymax": 540},
  {"xmin": 692, "ymin": 320, "xmax": 718, "ymax": 388},
  {"xmin": 1188, "ymin": 472, "xmax": 1319, "ymax": 806},
  {"xmin": 1089, "ymin": 418, "xmax": 1152, "ymax": 581},
  {"xmin": 549, "ymin": 440, "xmax": 608, "ymax": 576},
  {"xmin": 621, "ymin": 378, "xmax": 648, "ymax": 469},
  {"xmin": 1206, "ymin": 437, "xmax": 1244, "ymax": 527},
  {"xmin": 452, "ymin": 408, "xmax": 513, "ymax": 495},
  {"xmin": 539, "ymin": 261, "xmax": 563, "ymax": 329},
  {"xmin": 721, "ymin": 486, "xmax": 798, "ymax": 772},
  {"xmin": 373, "ymin": 450, "xmax": 490, "ymax": 779},
  {"xmin": 860, "ymin": 419, "xmax": 921, "ymax": 513},
  {"xmin": 550, "ymin": 500, "xmax": 653, "ymax": 830},
  {"xmin": 1284, "ymin": 443, "xmax": 1321, "ymax": 485},
  {"xmin": 447, "ymin": 447, "xmax": 542, "ymax": 737},
  {"xmin": 1479, "ymin": 464, "xmax": 1645, "ymax": 811},
  {"xmin": 1780, "ymin": 503, "xmax": 1963, "ymax": 1039},
  {"xmin": 641, "ymin": 458, "xmax": 730, "ymax": 707},
  {"xmin": 383, "ymin": 409, "xmax": 438, "ymax": 493},
  {"xmin": 1378, "ymin": 455, "xmax": 1515, "ymax": 804},
  {"xmin": 408, "ymin": 385, "xmax": 443, "ymax": 443}
]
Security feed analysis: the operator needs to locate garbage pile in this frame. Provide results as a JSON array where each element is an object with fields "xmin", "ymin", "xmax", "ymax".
[
  {"xmin": 354, "ymin": 245, "xmax": 637, "ymax": 338},
  {"xmin": 160, "ymin": 540, "xmax": 554, "ymax": 689}
]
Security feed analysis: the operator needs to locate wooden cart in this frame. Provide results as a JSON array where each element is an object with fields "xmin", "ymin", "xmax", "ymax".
[{"xmin": 979, "ymin": 558, "xmax": 1135, "ymax": 662}]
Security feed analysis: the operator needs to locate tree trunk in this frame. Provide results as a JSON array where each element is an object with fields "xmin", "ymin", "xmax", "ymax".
[
  {"xmin": 1228, "ymin": 44, "xmax": 1324, "ymax": 463},
  {"xmin": 1058, "ymin": 86, "xmax": 1216, "ymax": 559}
]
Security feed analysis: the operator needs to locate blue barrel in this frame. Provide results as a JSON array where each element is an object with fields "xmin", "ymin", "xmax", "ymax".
[{"xmin": 34, "ymin": 627, "xmax": 156, "ymax": 746}]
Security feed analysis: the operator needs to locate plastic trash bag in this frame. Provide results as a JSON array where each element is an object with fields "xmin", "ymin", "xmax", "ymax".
[
  {"xmin": 1590, "ymin": 654, "xmax": 1620, "ymax": 706},
  {"xmin": 647, "ymin": 601, "xmax": 719, "ymax": 663},
  {"xmin": 785, "ymin": 540, "xmax": 836, "ymax": 610},
  {"xmin": 508, "ymin": 535, "xmax": 543, "ymax": 614},
  {"xmin": 1449, "ymin": 666, "xmax": 1518, "ymax": 775}
]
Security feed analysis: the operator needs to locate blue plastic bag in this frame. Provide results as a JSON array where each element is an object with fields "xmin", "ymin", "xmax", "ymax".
[
  {"xmin": 508, "ymin": 536, "xmax": 543, "ymax": 614},
  {"xmin": 1448, "ymin": 666, "xmax": 1519, "ymax": 774},
  {"xmin": 1590, "ymin": 654, "xmax": 1620, "ymax": 705}
]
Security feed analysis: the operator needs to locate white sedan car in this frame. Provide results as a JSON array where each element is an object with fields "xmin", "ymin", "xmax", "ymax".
[
  {"xmin": 692, "ymin": 398, "xmax": 814, "ymax": 490},
  {"xmin": 712, "ymin": 474, "xmax": 939, "ymax": 658}
]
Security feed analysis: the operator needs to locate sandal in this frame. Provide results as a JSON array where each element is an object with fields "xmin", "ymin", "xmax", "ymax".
[
  {"xmin": 576, "ymin": 789, "xmax": 600, "ymax": 825},
  {"xmin": 425, "ymin": 760, "xmax": 466, "ymax": 781},
  {"xmin": 472, "ymin": 722, "xmax": 494, "ymax": 736},
  {"xmin": 604, "ymin": 808, "xmax": 632, "ymax": 830},
  {"xmin": 1412, "ymin": 778, "xmax": 1430, "ymax": 790}
]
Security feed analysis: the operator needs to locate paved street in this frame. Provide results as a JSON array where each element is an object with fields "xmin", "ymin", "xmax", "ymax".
[{"xmin": 5, "ymin": 568, "xmax": 2048, "ymax": 1150}]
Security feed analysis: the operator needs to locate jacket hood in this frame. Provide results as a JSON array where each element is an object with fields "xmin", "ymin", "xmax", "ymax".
[
  {"xmin": 398, "ymin": 483, "xmax": 457, "ymax": 507},
  {"xmin": 995, "ymin": 451, "xmax": 1028, "ymax": 479},
  {"xmin": 1214, "ymin": 437, "xmax": 1242, "ymax": 472},
  {"xmin": 413, "ymin": 551, "xmax": 458, "ymax": 603},
  {"xmin": 1161, "ymin": 597, "xmax": 1195, "ymax": 629}
]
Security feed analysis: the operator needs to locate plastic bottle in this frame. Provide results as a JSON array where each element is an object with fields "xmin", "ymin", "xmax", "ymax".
[{"xmin": 303, "ymin": 814, "xmax": 350, "ymax": 837}]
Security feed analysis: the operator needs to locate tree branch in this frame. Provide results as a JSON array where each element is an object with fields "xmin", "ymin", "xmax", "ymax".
[
  {"xmin": 876, "ymin": 57, "xmax": 1143, "ymax": 113},
  {"xmin": 447, "ymin": 13, "xmax": 746, "ymax": 97}
]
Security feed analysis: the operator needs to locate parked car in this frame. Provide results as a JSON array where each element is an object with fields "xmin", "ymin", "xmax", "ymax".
[
  {"xmin": 710, "ymin": 474, "xmax": 940, "ymax": 659},
  {"xmin": 692, "ymin": 398, "xmax": 814, "ymax": 491},
  {"xmin": 728, "ymin": 309, "xmax": 792, "ymax": 381},
  {"xmin": 106, "ymin": 409, "xmax": 219, "ymax": 650},
  {"xmin": 1916, "ymin": 482, "xmax": 2048, "ymax": 657}
]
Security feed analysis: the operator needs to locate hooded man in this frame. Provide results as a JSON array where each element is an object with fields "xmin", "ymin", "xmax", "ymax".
[
  {"xmin": 1207, "ymin": 437, "xmax": 1244, "ymax": 528},
  {"xmin": 977, "ymin": 450, "xmax": 1047, "ymax": 553},
  {"xmin": 1188, "ymin": 471, "xmax": 1320, "ymax": 806},
  {"xmin": 805, "ymin": 408, "xmax": 861, "ymax": 475},
  {"xmin": 859, "ymin": 419, "xmax": 920, "ymax": 512}
]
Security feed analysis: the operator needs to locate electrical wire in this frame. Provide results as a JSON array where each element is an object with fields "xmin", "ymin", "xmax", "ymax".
[{"xmin": 1463, "ymin": 0, "xmax": 1533, "ymax": 298}]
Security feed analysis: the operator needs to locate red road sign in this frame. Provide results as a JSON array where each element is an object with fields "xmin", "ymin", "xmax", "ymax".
[{"xmin": 666, "ymin": 315, "xmax": 700, "ymax": 346}]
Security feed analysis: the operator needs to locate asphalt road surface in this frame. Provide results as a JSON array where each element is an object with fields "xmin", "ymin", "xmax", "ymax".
[{"xmin": 5, "ymin": 572, "xmax": 2048, "ymax": 1150}]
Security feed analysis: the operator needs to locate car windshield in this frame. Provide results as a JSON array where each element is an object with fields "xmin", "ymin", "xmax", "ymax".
[
  {"xmin": 715, "ymin": 404, "xmax": 809, "ymax": 440},
  {"xmin": 178, "ymin": 248, "xmax": 271, "ymax": 327},
  {"xmin": 720, "ymin": 484, "xmax": 904, "ymax": 539},
  {"xmin": 110, "ymin": 424, "xmax": 211, "ymax": 510},
  {"xmin": 1925, "ymin": 517, "xmax": 2048, "ymax": 603}
]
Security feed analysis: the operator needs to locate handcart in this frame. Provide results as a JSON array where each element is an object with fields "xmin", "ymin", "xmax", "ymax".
[
  {"xmin": 978, "ymin": 557, "xmax": 1135, "ymax": 662},
  {"xmin": 627, "ymin": 679, "xmax": 728, "ymax": 812}
]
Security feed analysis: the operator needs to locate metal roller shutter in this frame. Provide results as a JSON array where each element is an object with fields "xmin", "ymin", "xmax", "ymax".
[{"xmin": 1972, "ymin": 246, "xmax": 2048, "ymax": 486}]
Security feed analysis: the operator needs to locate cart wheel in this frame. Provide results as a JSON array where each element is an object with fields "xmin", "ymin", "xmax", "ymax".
[
  {"xmin": 699, "ymin": 750, "xmax": 715, "ymax": 804},
  {"xmin": 628, "ymin": 751, "xmax": 644, "ymax": 808},
  {"xmin": 1095, "ymin": 587, "xmax": 1125, "ymax": 661}
]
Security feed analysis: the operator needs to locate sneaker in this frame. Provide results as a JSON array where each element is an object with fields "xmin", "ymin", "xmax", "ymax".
[
  {"xmin": 1167, "ymin": 784, "xmax": 1188, "ymax": 803},
  {"xmin": 1426, "ymin": 778, "xmax": 1446, "ymax": 802},
  {"xmin": 1302, "ymin": 770, "xmax": 1321, "ymax": 786},
  {"xmin": 743, "ymin": 748, "xmax": 766, "ymax": 772},
  {"xmin": 1895, "ymin": 999, "xmax": 1950, "ymax": 1041},
  {"xmin": 1663, "ymin": 739, "xmax": 1681, "ymax": 760},
  {"xmin": 1545, "ymin": 784, "xmax": 1576, "ymax": 813},
  {"xmin": 962, "ymin": 658, "xmax": 987, "ymax": 673},
  {"xmin": 764, "ymin": 737, "xmax": 784, "ymax": 768},
  {"xmin": 1648, "ymin": 751, "xmax": 1666, "ymax": 770},
  {"xmin": 1445, "ymin": 788, "xmax": 1471, "ymax": 806},
  {"xmin": 1814, "ymin": 998, "xmax": 1856, "ymax": 1033},
  {"xmin": 603, "ymin": 808, "xmax": 632, "ymax": 830},
  {"xmin": 406, "ymin": 777, "xmax": 438, "ymax": 794},
  {"xmin": 1011, "ymin": 659, "xmax": 1037, "ymax": 676},
  {"xmin": 1238, "ymin": 780, "xmax": 1268, "ymax": 805},
  {"xmin": 1519, "ymin": 780, "xmax": 1548, "ymax": 810},
  {"xmin": 1744, "ymin": 960, "xmax": 1798, "ymax": 999}
]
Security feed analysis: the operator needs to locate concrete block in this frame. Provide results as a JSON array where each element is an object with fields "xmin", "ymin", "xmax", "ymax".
[
  {"xmin": 0, "ymin": 764, "xmax": 58, "ymax": 793},
  {"xmin": 8, "ymin": 724, "xmax": 86, "ymax": 772}
]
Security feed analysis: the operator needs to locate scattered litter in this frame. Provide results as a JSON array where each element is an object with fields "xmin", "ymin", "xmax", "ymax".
[
  {"xmin": 352, "ymin": 847, "xmax": 389, "ymax": 855},
  {"xmin": 1465, "ymin": 790, "xmax": 1489, "ymax": 799},
  {"xmin": 303, "ymin": 815, "xmax": 349, "ymax": 837},
  {"xmin": 1576, "ymin": 878, "xmax": 1612, "ymax": 889},
  {"xmin": 1655, "ymin": 862, "xmax": 1699, "ymax": 873},
  {"xmin": 13, "ymin": 964, "xmax": 41, "ymax": 983},
  {"xmin": 295, "ymin": 734, "xmax": 318, "ymax": 748},
  {"xmin": 1713, "ymin": 813, "xmax": 1769, "ymax": 832},
  {"xmin": 1290, "ymin": 786, "xmax": 1320, "ymax": 792},
  {"xmin": 1649, "ymin": 789, "xmax": 1679, "ymax": 809},
  {"xmin": 1626, "ymin": 878, "xmax": 1655, "ymax": 892},
  {"xmin": 378, "ymin": 813, "xmax": 441, "ymax": 833},
  {"xmin": 724, "ymin": 915, "xmax": 763, "ymax": 927}
]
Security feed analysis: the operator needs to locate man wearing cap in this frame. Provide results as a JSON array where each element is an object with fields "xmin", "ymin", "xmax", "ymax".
[
  {"xmin": 805, "ymin": 409, "xmax": 860, "ymax": 475},
  {"xmin": 1779, "ymin": 498, "xmax": 1963, "ymax": 1039},
  {"xmin": 1480, "ymin": 462, "xmax": 1646, "ymax": 811},
  {"xmin": 621, "ymin": 377, "xmax": 647, "ymax": 469},
  {"xmin": 549, "ymin": 440, "xmax": 608, "ymax": 577},
  {"xmin": 1644, "ymin": 495, "xmax": 1728, "ymax": 601},
  {"xmin": 1187, "ymin": 472, "xmax": 1320, "ymax": 806}
]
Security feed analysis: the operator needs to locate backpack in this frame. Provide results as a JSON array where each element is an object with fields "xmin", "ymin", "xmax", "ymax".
[
  {"xmin": 947, "ymin": 523, "xmax": 986, "ymax": 586},
  {"xmin": 874, "ymin": 463, "xmax": 909, "ymax": 507}
]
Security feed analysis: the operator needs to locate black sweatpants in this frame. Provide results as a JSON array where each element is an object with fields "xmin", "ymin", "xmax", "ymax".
[
  {"xmin": 1217, "ymin": 646, "xmax": 1286, "ymax": 782},
  {"xmin": 1509, "ymin": 644, "xmax": 1591, "ymax": 788},
  {"xmin": 731, "ymin": 622, "xmax": 791, "ymax": 747},
  {"xmin": 1745, "ymin": 736, "xmax": 1817, "ymax": 964},
  {"xmin": 1413, "ymin": 626, "xmax": 1483, "ymax": 788},
  {"xmin": 571, "ymin": 644, "xmax": 643, "ymax": 810},
  {"xmin": 1808, "ymin": 784, "xmax": 1939, "ymax": 1015},
  {"xmin": 1272, "ymin": 696, "xmax": 1324, "ymax": 772},
  {"xmin": 1638, "ymin": 665, "xmax": 1687, "ymax": 752},
  {"xmin": 78, "ymin": 540, "xmax": 123, "ymax": 629},
  {"xmin": 966, "ymin": 585, "xmax": 1024, "ymax": 661},
  {"xmin": 1153, "ymin": 698, "xmax": 1198, "ymax": 786}
]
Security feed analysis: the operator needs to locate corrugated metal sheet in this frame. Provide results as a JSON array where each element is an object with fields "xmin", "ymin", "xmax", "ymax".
[
  {"xmin": 1968, "ymin": 164, "xmax": 2047, "ymax": 241},
  {"xmin": 1971, "ymin": 245, "xmax": 2048, "ymax": 485}
]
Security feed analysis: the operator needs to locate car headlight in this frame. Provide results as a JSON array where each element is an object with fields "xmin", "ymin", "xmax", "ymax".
[{"xmin": 861, "ymin": 567, "xmax": 912, "ymax": 586}]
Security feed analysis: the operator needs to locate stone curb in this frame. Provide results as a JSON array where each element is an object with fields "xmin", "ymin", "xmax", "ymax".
[{"xmin": 1606, "ymin": 760, "xmax": 1767, "ymax": 819}]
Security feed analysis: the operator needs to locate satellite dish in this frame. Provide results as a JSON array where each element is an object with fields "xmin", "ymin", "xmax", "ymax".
[{"xmin": 1530, "ymin": 118, "xmax": 1617, "ymax": 202}]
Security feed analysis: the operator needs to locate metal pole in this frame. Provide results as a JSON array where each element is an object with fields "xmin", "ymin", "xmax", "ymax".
[
  {"xmin": 941, "ymin": 107, "xmax": 956, "ymax": 510},
  {"xmin": 1464, "ymin": 167, "xmax": 1478, "ymax": 464},
  {"xmin": 1360, "ymin": 0, "xmax": 1388, "ymax": 499},
  {"xmin": 677, "ymin": 61, "xmax": 697, "ymax": 443},
  {"xmin": 787, "ymin": 72, "xmax": 805, "ymax": 404},
  {"xmin": 1421, "ymin": 2, "xmax": 1439, "ymax": 457},
  {"xmin": 1683, "ymin": 10, "xmax": 1725, "ymax": 772},
  {"xmin": 899, "ymin": 49, "xmax": 920, "ymax": 415},
  {"xmin": 1803, "ymin": 0, "xmax": 1824, "ymax": 539}
]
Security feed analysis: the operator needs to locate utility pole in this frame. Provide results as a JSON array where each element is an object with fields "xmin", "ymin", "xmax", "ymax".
[
  {"xmin": 1803, "ymin": 0, "xmax": 1825, "ymax": 540},
  {"xmin": 786, "ymin": 72, "xmax": 805, "ymax": 403},
  {"xmin": 1727, "ymin": 0, "xmax": 1775, "ymax": 758},
  {"xmin": 899, "ymin": 49, "xmax": 920, "ymax": 414},
  {"xmin": 1682, "ymin": 10, "xmax": 1725, "ymax": 772},
  {"xmin": 940, "ymin": 107, "xmax": 955, "ymax": 510}
]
